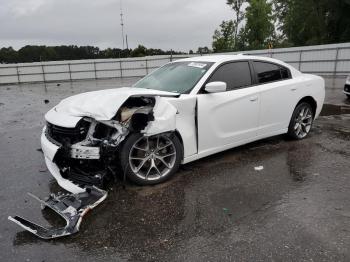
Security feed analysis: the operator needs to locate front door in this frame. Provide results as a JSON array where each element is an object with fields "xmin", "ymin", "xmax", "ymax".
[{"xmin": 197, "ymin": 61, "xmax": 260, "ymax": 155}]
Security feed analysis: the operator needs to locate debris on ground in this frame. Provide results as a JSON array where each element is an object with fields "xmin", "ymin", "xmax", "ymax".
[
  {"xmin": 254, "ymin": 166, "xmax": 264, "ymax": 171},
  {"xmin": 8, "ymin": 186, "xmax": 107, "ymax": 239},
  {"xmin": 44, "ymin": 99, "xmax": 50, "ymax": 104},
  {"xmin": 223, "ymin": 208, "xmax": 232, "ymax": 216}
]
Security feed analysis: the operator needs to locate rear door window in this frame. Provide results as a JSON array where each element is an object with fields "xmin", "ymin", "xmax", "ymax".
[{"xmin": 253, "ymin": 61, "xmax": 290, "ymax": 84}]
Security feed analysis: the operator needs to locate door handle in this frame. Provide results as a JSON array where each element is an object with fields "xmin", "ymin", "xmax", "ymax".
[
  {"xmin": 291, "ymin": 87, "xmax": 298, "ymax": 91},
  {"xmin": 249, "ymin": 96, "xmax": 258, "ymax": 102}
]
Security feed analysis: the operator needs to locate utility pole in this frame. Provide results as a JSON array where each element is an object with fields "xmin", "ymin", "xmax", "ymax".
[
  {"xmin": 120, "ymin": 0, "xmax": 125, "ymax": 50},
  {"xmin": 126, "ymin": 34, "xmax": 129, "ymax": 50}
]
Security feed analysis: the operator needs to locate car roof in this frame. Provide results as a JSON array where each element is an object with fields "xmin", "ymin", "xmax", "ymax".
[
  {"xmin": 177, "ymin": 54, "xmax": 301, "ymax": 75},
  {"xmin": 179, "ymin": 54, "xmax": 280, "ymax": 64}
]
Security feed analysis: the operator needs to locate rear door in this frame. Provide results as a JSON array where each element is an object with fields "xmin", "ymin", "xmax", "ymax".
[
  {"xmin": 252, "ymin": 61, "xmax": 298, "ymax": 136},
  {"xmin": 197, "ymin": 61, "xmax": 260, "ymax": 154}
]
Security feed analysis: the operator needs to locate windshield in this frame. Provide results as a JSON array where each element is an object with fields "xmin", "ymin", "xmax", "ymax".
[{"xmin": 133, "ymin": 61, "xmax": 214, "ymax": 94}]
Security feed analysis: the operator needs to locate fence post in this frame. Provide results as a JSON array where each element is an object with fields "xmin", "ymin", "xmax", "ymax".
[
  {"xmin": 16, "ymin": 66, "xmax": 20, "ymax": 84},
  {"xmin": 68, "ymin": 63, "xmax": 72, "ymax": 81},
  {"xmin": 333, "ymin": 47, "xmax": 340, "ymax": 88},
  {"xmin": 41, "ymin": 64, "xmax": 46, "ymax": 83},
  {"xmin": 119, "ymin": 60, "xmax": 123, "ymax": 78},
  {"xmin": 145, "ymin": 59, "xmax": 149, "ymax": 75},
  {"xmin": 93, "ymin": 61, "xmax": 97, "ymax": 79},
  {"xmin": 298, "ymin": 50, "xmax": 303, "ymax": 71}
]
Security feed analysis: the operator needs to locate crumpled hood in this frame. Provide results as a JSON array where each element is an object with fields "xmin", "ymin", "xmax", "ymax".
[{"xmin": 51, "ymin": 87, "xmax": 178, "ymax": 121}]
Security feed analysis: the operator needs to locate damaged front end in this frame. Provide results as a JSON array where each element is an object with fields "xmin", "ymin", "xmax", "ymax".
[
  {"xmin": 9, "ymin": 92, "xmax": 178, "ymax": 239},
  {"xmin": 48, "ymin": 96, "xmax": 158, "ymax": 189}
]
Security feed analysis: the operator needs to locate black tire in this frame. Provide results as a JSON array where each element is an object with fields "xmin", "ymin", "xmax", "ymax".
[
  {"xmin": 347, "ymin": 94, "xmax": 350, "ymax": 99},
  {"xmin": 287, "ymin": 102, "xmax": 314, "ymax": 140},
  {"xmin": 119, "ymin": 132, "xmax": 183, "ymax": 185}
]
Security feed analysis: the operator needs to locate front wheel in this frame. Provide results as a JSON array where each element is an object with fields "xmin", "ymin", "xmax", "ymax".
[
  {"xmin": 119, "ymin": 133, "xmax": 183, "ymax": 185},
  {"xmin": 287, "ymin": 102, "xmax": 314, "ymax": 140}
]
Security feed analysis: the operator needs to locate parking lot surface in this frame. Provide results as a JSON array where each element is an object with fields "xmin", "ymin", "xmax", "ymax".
[{"xmin": 0, "ymin": 78, "xmax": 349, "ymax": 261}]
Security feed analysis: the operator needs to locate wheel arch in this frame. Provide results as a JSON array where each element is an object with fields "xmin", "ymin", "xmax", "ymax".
[
  {"xmin": 174, "ymin": 129, "xmax": 184, "ymax": 160},
  {"xmin": 295, "ymin": 96, "xmax": 317, "ymax": 118}
]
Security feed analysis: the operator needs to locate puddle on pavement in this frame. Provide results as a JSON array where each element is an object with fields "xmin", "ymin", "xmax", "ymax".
[{"xmin": 321, "ymin": 104, "xmax": 350, "ymax": 116}]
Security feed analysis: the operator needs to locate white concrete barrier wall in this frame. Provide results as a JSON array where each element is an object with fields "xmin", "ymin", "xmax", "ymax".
[{"xmin": 1, "ymin": 42, "xmax": 350, "ymax": 85}]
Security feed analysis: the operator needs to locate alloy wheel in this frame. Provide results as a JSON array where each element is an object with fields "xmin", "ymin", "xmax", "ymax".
[
  {"xmin": 129, "ymin": 135, "xmax": 177, "ymax": 181},
  {"xmin": 293, "ymin": 106, "xmax": 313, "ymax": 139}
]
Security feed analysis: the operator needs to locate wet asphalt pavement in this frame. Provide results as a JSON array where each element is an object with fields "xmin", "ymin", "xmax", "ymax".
[{"xmin": 0, "ymin": 78, "xmax": 349, "ymax": 261}]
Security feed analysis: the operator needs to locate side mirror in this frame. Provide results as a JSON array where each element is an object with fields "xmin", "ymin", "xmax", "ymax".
[{"xmin": 205, "ymin": 81, "xmax": 227, "ymax": 93}]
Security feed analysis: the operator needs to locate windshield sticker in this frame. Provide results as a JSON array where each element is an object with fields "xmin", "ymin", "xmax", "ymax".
[{"xmin": 188, "ymin": 62, "xmax": 207, "ymax": 69}]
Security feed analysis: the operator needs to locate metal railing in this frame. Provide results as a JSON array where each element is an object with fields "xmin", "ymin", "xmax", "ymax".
[{"xmin": 1, "ymin": 43, "xmax": 350, "ymax": 85}]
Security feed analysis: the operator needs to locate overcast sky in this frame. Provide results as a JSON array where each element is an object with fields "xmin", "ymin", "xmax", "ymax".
[{"xmin": 0, "ymin": 0, "xmax": 234, "ymax": 52}]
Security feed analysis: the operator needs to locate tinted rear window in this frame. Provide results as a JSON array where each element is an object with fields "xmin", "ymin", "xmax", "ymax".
[{"xmin": 254, "ymin": 61, "xmax": 290, "ymax": 84}]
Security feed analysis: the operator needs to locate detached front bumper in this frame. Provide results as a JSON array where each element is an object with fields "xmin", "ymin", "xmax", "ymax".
[
  {"xmin": 41, "ymin": 127, "xmax": 86, "ymax": 194},
  {"xmin": 8, "ymin": 127, "xmax": 108, "ymax": 239}
]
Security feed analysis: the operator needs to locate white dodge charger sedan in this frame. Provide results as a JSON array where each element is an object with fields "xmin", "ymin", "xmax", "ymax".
[{"xmin": 42, "ymin": 55, "xmax": 325, "ymax": 193}]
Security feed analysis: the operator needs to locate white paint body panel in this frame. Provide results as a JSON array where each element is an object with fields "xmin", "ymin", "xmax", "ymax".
[
  {"xmin": 197, "ymin": 86, "xmax": 260, "ymax": 154},
  {"xmin": 258, "ymin": 78, "xmax": 300, "ymax": 135},
  {"xmin": 142, "ymin": 97, "xmax": 178, "ymax": 136},
  {"xmin": 41, "ymin": 129, "xmax": 86, "ymax": 194},
  {"xmin": 167, "ymin": 96, "xmax": 197, "ymax": 157},
  {"xmin": 42, "ymin": 55, "xmax": 325, "ymax": 192}
]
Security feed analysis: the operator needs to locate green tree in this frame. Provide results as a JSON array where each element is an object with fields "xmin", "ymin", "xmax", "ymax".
[
  {"xmin": 212, "ymin": 20, "xmax": 235, "ymax": 52},
  {"xmin": 131, "ymin": 45, "xmax": 147, "ymax": 57},
  {"xmin": 235, "ymin": 27, "xmax": 248, "ymax": 51},
  {"xmin": 226, "ymin": 0, "xmax": 247, "ymax": 48},
  {"xmin": 274, "ymin": 0, "xmax": 350, "ymax": 46},
  {"xmin": 245, "ymin": 0, "xmax": 274, "ymax": 50},
  {"xmin": 273, "ymin": 0, "xmax": 327, "ymax": 46},
  {"xmin": 325, "ymin": 0, "xmax": 350, "ymax": 43},
  {"xmin": 0, "ymin": 45, "xmax": 185, "ymax": 63},
  {"xmin": 197, "ymin": 46, "xmax": 211, "ymax": 54},
  {"xmin": 0, "ymin": 47, "xmax": 18, "ymax": 63}
]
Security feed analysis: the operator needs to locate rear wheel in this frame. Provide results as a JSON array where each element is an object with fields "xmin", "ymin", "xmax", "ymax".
[
  {"xmin": 287, "ymin": 102, "xmax": 314, "ymax": 140},
  {"xmin": 119, "ymin": 133, "xmax": 183, "ymax": 185}
]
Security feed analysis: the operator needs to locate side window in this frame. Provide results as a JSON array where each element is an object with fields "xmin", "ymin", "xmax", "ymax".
[
  {"xmin": 208, "ymin": 61, "xmax": 252, "ymax": 91},
  {"xmin": 280, "ymin": 67, "xmax": 290, "ymax": 79},
  {"xmin": 254, "ymin": 61, "xmax": 290, "ymax": 84}
]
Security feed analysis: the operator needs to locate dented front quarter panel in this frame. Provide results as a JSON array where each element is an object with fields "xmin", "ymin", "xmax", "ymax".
[
  {"xmin": 166, "ymin": 95, "xmax": 198, "ymax": 158},
  {"xmin": 142, "ymin": 97, "xmax": 177, "ymax": 135}
]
